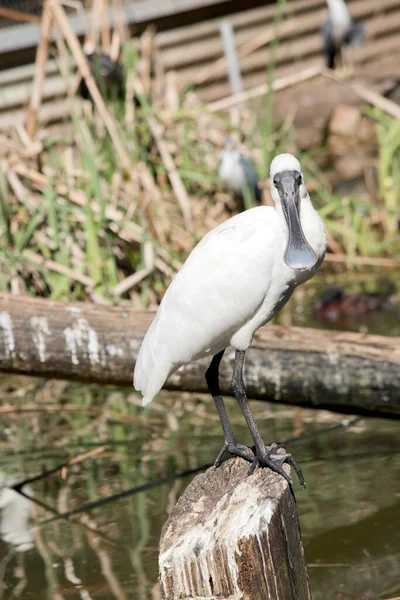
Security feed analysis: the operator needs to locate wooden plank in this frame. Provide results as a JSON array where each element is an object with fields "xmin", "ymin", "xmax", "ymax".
[
  {"xmin": 0, "ymin": 0, "xmax": 236, "ymax": 56},
  {"xmin": 0, "ymin": 294, "xmax": 399, "ymax": 417},
  {"xmin": 0, "ymin": 4, "xmax": 396, "ymax": 136},
  {"xmin": 0, "ymin": 59, "xmax": 58, "ymax": 87},
  {"xmin": 160, "ymin": 458, "xmax": 312, "ymax": 599},
  {"xmin": 0, "ymin": 0, "xmax": 398, "ymax": 124},
  {"xmin": 156, "ymin": 0, "xmax": 325, "ymax": 48},
  {"xmin": 159, "ymin": 1, "xmax": 400, "ymax": 84},
  {"xmin": 25, "ymin": 1, "xmax": 53, "ymax": 138},
  {"xmin": 179, "ymin": 30, "xmax": 400, "ymax": 103},
  {"xmin": 0, "ymin": 98, "xmax": 70, "ymax": 129},
  {"xmin": 156, "ymin": 0, "xmax": 400, "ymax": 52},
  {"xmin": 0, "ymin": 73, "xmax": 68, "ymax": 111},
  {"xmin": 0, "ymin": 7, "xmax": 41, "ymax": 24},
  {"xmin": 0, "ymin": 30, "xmax": 396, "ymax": 122},
  {"xmin": 159, "ymin": 7, "xmax": 327, "ymax": 70}
]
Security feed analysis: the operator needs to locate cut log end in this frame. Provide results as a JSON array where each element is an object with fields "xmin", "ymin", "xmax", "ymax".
[{"xmin": 159, "ymin": 456, "xmax": 312, "ymax": 600}]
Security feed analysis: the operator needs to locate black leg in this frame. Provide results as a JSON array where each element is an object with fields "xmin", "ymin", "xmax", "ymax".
[
  {"xmin": 206, "ymin": 350, "xmax": 254, "ymax": 466},
  {"xmin": 231, "ymin": 350, "xmax": 305, "ymax": 487}
]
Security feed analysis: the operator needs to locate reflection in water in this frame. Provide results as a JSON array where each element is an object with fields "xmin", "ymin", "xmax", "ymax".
[
  {"xmin": 286, "ymin": 275, "xmax": 400, "ymax": 336},
  {"xmin": 0, "ymin": 473, "xmax": 34, "ymax": 553},
  {"xmin": 0, "ymin": 379, "xmax": 398, "ymax": 599},
  {"xmin": 306, "ymin": 502, "xmax": 400, "ymax": 599}
]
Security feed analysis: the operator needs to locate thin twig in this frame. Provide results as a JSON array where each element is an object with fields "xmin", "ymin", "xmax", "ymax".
[
  {"xmin": 193, "ymin": 14, "xmax": 313, "ymax": 87},
  {"xmin": 16, "ymin": 486, "xmax": 123, "ymax": 547},
  {"xmin": 26, "ymin": 2, "xmax": 54, "ymax": 137},
  {"xmin": 8, "ymin": 161, "xmax": 179, "ymax": 275},
  {"xmin": 0, "ymin": 6, "xmax": 41, "ymax": 23},
  {"xmin": 23, "ymin": 249, "xmax": 95, "ymax": 288},
  {"xmin": 207, "ymin": 65, "xmax": 322, "ymax": 112},
  {"xmin": 49, "ymin": 0, "xmax": 132, "ymax": 170},
  {"xmin": 146, "ymin": 113, "xmax": 193, "ymax": 231},
  {"xmin": 36, "ymin": 417, "xmax": 360, "ymax": 526},
  {"xmin": 0, "ymin": 403, "xmax": 100, "ymax": 415},
  {"xmin": 320, "ymin": 68, "xmax": 400, "ymax": 120},
  {"xmin": 12, "ymin": 446, "xmax": 106, "ymax": 491},
  {"xmin": 336, "ymin": 593, "xmax": 378, "ymax": 600},
  {"xmin": 111, "ymin": 241, "xmax": 155, "ymax": 296},
  {"xmin": 324, "ymin": 252, "xmax": 400, "ymax": 268},
  {"xmin": 37, "ymin": 464, "xmax": 212, "ymax": 525}
]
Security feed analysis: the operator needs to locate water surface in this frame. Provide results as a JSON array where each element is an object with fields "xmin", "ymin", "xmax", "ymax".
[{"xmin": 0, "ymin": 377, "xmax": 398, "ymax": 600}]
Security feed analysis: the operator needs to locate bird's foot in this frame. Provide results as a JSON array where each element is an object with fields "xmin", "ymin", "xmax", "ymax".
[
  {"xmin": 248, "ymin": 444, "xmax": 306, "ymax": 487},
  {"xmin": 333, "ymin": 66, "xmax": 349, "ymax": 79},
  {"xmin": 214, "ymin": 441, "xmax": 254, "ymax": 467}
]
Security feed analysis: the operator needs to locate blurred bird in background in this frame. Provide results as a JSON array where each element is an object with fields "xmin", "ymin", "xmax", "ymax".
[
  {"xmin": 314, "ymin": 285, "xmax": 394, "ymax": 320},
  {"xmin": 78, "ymin": 51, "xmax": 125, "ymax": 102},
  {"xmin": 218, "ymin": 136, "xmax": 262, "ymax": 209},
  {"xmin": 322, "ymin": 0, "xmax": 364, "ymax": 70}
]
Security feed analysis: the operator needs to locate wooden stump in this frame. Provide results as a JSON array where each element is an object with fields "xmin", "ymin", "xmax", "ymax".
[{"xmin": 159, "ymin": 457, "xmax": 312, "ymax": 600}]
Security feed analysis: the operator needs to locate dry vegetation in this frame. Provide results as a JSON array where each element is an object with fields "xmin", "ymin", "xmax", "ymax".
[{"xmin": 0, "ymin": 0, "xmax": 399, "ymax": 309}]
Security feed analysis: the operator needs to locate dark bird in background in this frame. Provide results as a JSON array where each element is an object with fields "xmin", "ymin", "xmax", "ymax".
[
  {"xmin": 218, "ymin": 136, "xmax": 262, "ymax": 208},
  {"xmin": 314, "ymin": 286, "xmax": 394, "ymax": 320},
  {"xmin": 322, "ymin": 0, "xmax": 365, "ymax": 70},
  {"xmin": 78, "ymin": 52, "xmax": 125, "ymax": 102}
]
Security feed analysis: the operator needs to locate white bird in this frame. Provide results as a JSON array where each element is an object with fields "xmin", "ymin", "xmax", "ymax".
[
  {"xmin": 322, "ymin": 0, "xmax": 364, "ymax": 70},
  {"xmin": 134, "ymin": 153, "xmax": 326, "ymax": 484},
  {"xmin": 0, "ymin": 473, "xmax": 34, "ymax": 552},
  {"xmin": 218, "ymin": 136, "xmax": 262, "ymax": 207}
]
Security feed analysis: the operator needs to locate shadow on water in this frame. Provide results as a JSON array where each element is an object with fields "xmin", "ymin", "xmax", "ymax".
[{"xmin": 0, "ymin": 375, "xmax": 398, "ymax": 599}]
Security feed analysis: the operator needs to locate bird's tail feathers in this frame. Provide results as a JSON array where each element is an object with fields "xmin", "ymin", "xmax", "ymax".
[
  {"xmin": 134, "ymin": 334, "xmax": 172, "ymax": 406},
  {"xmin": 141, "ymin": 395, "xmax": 153, "ymax": 407},
  {"xmin": 135, "ymin": 359, "xmax": 171, "ymax": 407},
  {"xmin": 349, "ymin": 20, "xmax": 365, "ymax": 48}
]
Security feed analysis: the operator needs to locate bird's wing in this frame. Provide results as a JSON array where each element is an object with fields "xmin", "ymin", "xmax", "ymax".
[
  {"xmin": 321, "ymin": 19, "xmax": 336, "ymax": 69},
  {"xmin": 238, "ymin": 155, "xmax": 259, "ymax": 186},
  {"xmin": 238, "ymin": 155, "xmax": 262, "ymax": 203},
  {"xmin": 348, "ymin": 20, "xmax": 365, "ymax": 48},
  {"xmin": 134, "ymin": 207, "xmax": 278, "ymax": 404}
]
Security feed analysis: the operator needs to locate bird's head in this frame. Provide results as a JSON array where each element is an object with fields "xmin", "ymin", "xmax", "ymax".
[
  {"xmin": 270, "ymin": 153, "xmax": 317, "ymax": 271},
  {"xmin": 223, "ymin": 136, "xmax": 237, "ymax": 151}
]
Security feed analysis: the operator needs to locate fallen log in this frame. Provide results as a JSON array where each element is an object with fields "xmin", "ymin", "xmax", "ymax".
[
  {"xmin": 0, "ymin": 293, "xmax": 399, "ymax": 417},
  {"xmin": 159, "ymin": 456, "xmax": 312, "ymax": 600}
]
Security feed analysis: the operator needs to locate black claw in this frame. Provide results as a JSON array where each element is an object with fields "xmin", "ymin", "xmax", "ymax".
[
  {"xmin": 214, "ymin": 446, "xmax": 227, "ymax": 467},
  {"xmin": 284, "ymin": 454, "xmax": 306, "ymax": 488},
  {"xmin": 214, "ymin": 442, "xmax": 254, "ymax": 466},
  {"xmin": 247, "ymin": 446, "xmax": 306, "ymax": 487},
  {"xmin": 247, "ymin": 456, "xmax": 259, "ymax": 476}
]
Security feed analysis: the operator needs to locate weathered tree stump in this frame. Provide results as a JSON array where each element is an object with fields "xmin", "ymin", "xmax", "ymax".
[{"xmin": 159, "ymin": 457, "xmax": 312, "ymax": 600}]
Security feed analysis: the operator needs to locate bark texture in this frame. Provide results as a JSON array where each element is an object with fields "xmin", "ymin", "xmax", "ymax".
[
  {"xmin": 159, "ymin": 457, "xmax": 312, "ymax": 600},
  {"xmin": 0, "ymin": 293, "xmax": 399, "ymax": 416}
]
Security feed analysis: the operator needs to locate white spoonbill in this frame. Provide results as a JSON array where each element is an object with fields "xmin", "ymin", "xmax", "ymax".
[
  {"xmin": 322, "ymin": 0, "xmax": 364, "ymax": 70},
  {"xmin": 134, "ymin": 153, "xmax": 326, "ymax": 485},
  {"xmin": 218, "ymin": 136, "xmax": 262, "ymax": 207}
]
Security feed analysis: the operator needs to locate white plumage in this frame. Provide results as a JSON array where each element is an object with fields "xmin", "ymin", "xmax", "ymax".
[
  {"xmin": 322, "ymin": 0, "xmax": 365, "ymax": 69},
  {"xmin": 218, "ymin": 137, "xmax": 262, "ymax": 205},
  {"xmin": 134, "ymin": 153, "xmax": 326, "ymax": 482},
  {"xmin": 326, "ymin": 0, "xmax": 352, "ymax": 44},
  {"xmin": 134, "ymin": 153, "xmax": 326, "ymax": 406}
]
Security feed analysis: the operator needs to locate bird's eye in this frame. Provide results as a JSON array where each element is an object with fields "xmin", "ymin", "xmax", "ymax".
[
  {"xmin": 296, "ymin": 173, "xmax": 302, "ymax": 185},
  {"xmin": 273, "ymin": 176, "xmax": 279, "ymax": 186}
]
